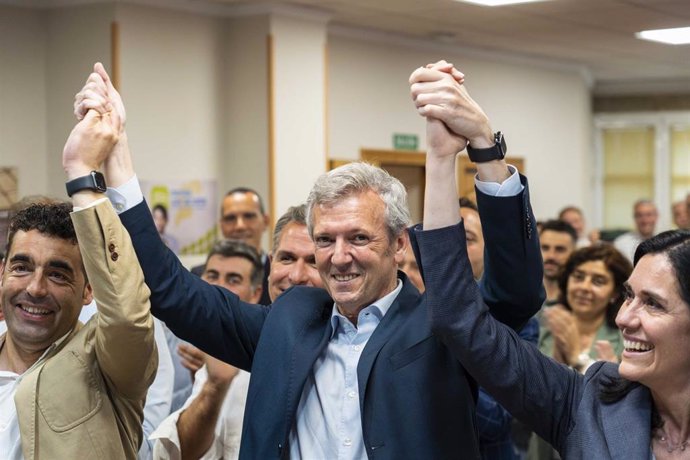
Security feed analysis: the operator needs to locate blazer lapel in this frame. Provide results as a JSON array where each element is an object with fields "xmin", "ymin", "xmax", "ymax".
[
  {"xmin": 357, "ymin": 279, "xmax": 422, "ymax": 399},
  {"xmin": 284, "ymin": 296, "xmax": 334, "ymax": 418},
  {"xmin": 601, "ymin": 384, "xmax": 652, "ymax": 459},
  {"xmin": 12, "ymin": 327, "xmax": 81, "ymax": 460}
]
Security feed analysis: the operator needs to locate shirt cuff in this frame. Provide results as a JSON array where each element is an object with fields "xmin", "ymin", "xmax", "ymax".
[
  {"xmin": 72, "ymin": 196, "xmax": 109, "ymax": 212},
  {"xmin": 106, "ymin": 174, "xmax": 144, "ymax": 214},
  {"xmin": 474, "ymin": 164, "xmax": 523, "ymax": 197},
  {"xmin": 149, "ymin": 409, "xmax": 183, "ymax": 458}
]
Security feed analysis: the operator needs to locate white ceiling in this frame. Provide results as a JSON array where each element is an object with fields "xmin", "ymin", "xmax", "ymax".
[
  {"xmin": 208, "ymin": 0, "xmax": 690, "ymax": 95},
  {"xmin": 20, "ymin": 0, "xmax": 690, "ymax": 95}
]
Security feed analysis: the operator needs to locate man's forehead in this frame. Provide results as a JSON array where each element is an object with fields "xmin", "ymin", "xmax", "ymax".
[
  {"xmin": 562, "ymin": 209, "xmax": 582, "ymax": 219},
  {"xmin": 9, "ymin": 229, "xmax": 79, "ymax": 254},
  {"xmin": 206, "ymin": 254, "xmax": 253, "ymax": 272},
  {"xmin": 6, "ymin": 230, "xmax": 82, "ymax": 270},
  {"xmin": 223, "ymin": 192, "xmax": 261, "ymax": 211},
  {"xmin": 460, "ymin": 207, "xmax": 481, "ymax": 225},
  {"xmin": 277, "ymin": 223, "xmax": 312, "ymax": 251},
  {"xmin": 312, "ymin": 191, "xmax": 387, "ymax": 226},
  {"xmin": 540, "ymin": 230, "xmax": 574, "ymax": 244},
  {"xmin": 634, "ymin": 203, "xmax": 656, "ymax": 213}
]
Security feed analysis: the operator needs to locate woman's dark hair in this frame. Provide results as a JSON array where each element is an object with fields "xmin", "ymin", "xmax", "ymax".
[
  {"xmin": 558, "ymin": 243, "xmax": 633, "ymax": 328},
  {"xmin": 599, "ymin": 229, "xmax": 690, "ymax": 417},
  {"xmin": 634, "ymin": 229, "xmax": 690, "ymax": 308}
]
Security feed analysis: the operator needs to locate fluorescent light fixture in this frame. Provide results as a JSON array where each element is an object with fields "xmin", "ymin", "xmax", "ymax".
[
  {"xmin": 455, "ymin": 0, "xmax": 548, "ymax": 6},
  {"xmin": 636, "ymin": 26, "xmax": 690, "ymax": 45}
]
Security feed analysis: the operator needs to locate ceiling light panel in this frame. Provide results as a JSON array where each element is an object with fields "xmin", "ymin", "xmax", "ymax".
[
  {"xmin": 636, "ymin": 26, "xmax": 690, "ymax": 45},
  {"xmin": 454, "ymin": 0, "xmax": 550, "ymax": 6}
]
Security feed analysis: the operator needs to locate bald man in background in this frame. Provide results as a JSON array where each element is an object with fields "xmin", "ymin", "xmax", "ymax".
[{"xmin": 191, "ymin": 187, "xmax": 271, "ymax": 305}]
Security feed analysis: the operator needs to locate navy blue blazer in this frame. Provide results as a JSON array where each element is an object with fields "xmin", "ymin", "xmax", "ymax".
[
  {"xmin": 119, "ymin": 177, "xmax": 543, "ymax": 459},
  {"xmin": 417, "ymin": 218, "xmax": 653, "ymax": 460}
]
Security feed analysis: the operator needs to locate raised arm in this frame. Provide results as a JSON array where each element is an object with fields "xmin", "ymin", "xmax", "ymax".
[
  {"xmin": 73, "ymin": 63, "xmax": 268, "ymax": 369},
  {"xmin": 410, "ymin": 62, "xmax": 543, "ymax": 328},
  {"xmin": 409, "ymin": 63, "xmax": 583, "ymax": 454},
  {"xmin": 62, "ymin": 95, "xmax": 157, "ymax": 399},
  {"xmin": 416, "ymin": 194, "xmax": 591, "ymax": 454},
  {"xmin": 176, "ymin": 356, "xmax": 239, "ymax": 460},
  {"xmin": 152, "ymin": 354, "xmax": 246, "ymax": 460}
]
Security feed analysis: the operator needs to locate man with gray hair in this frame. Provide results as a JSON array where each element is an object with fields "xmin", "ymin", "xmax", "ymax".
[
  {"xmin": 152, "ymin": 209, "xmax": 323, "ymax": 459},
  {"xmin": 76, "ymin": 60, "xmax": 543, "ymax": 459}
]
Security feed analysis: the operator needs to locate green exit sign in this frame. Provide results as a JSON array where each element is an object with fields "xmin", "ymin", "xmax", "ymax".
[{"xmin": 393, "ymin": 133, "xmax": 418, "ymax": 150}]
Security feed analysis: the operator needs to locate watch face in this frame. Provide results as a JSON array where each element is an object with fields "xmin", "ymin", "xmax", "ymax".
[
  {"xmin": 495, "ymin": 132, "xmax": 507, "ymax": 155},
  {"xmin": 92, "ymin": 172, "xmax": 107, "ymax": 192}
]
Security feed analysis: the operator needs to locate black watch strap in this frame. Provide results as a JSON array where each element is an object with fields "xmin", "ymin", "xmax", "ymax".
[
  {"xmin": 65, "ymin": 171, "xmax": 107, "ymax": 197},
  {"xmin": 466, "ymin": 131, "xmax": 507, "ymax": 163}
]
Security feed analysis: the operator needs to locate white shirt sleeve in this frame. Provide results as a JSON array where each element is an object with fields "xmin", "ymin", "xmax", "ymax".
[
  {"xmin": 474, "ymin": 164, "xmax": 523, "ymax": 197},
  {"xmin": 150, "ymin": 367, "xmax": 250, "ymax": 460},
  {"xmin": 150, "ymin": 365, "xmax": 208, "ymax": 460},
  {"xmin": 107, "ymin": 175, "xmax": 144, "ymax": 214},
  {"xmin": 72, "ymin": 196, "xmax": 110, "ymax": 212},
  {"xmin": 139, "ymin": 318, "xmax": 175, "ymax": 459}
]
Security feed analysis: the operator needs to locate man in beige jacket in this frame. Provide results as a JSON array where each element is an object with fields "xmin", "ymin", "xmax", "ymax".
[{"xmin": 0, "ymin": 89, "xmax": 156, "ymax": 459}]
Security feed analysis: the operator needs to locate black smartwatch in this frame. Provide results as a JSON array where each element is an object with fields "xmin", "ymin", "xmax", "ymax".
[
  {"xmin": 466, "ymin": 131, "xmax": 507, "ymax": 163},
  {"xmin": 65, "ymin": 171, "xmax": 107, "ymax": 197}
]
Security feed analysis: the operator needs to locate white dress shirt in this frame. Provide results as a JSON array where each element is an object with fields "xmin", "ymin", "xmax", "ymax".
[
  {"xmin": 613, "ymin": 231, "xmax": 645, "ymax": 263},
  {"xmin": 150, "ymin": 367, "xmax": 250, "ymax": 460},
  {"xmin": 0, "ymin": 366, "xmax": 23, "ymax": 460},
  {"xmin": 289, "ymin": 281, "xmax": 403, "ymax": 460},
  {"xmin": 0, "ymin": 333, "xmax": 71, "ymax": 460}
]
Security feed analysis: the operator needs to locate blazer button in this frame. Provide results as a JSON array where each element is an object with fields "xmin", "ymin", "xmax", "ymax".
[
  {"xmin": 108, "ymin": 243, "xmax": 116, "ymax": 253},
  {"xmin": 111, "ymin": 252, "xmax": 119, "ymax": 261}
]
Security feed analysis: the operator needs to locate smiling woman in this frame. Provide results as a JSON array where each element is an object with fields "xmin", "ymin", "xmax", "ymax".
[
  {"xmin": 539, "ymin": 245, "xmax": 633, "ymax": 374},
  {"xmin": 424, "ymin": 228, "xmax": 690, "ymax": 459},
  {"xmin": 532, "ymin": 245, "xmax": 633, "ymax": 459}
]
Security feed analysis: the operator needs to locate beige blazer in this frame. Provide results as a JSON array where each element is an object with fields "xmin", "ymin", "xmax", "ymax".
[{"xmin": 10, "ymin": 199, "xmax": 157, "ymax": 459}]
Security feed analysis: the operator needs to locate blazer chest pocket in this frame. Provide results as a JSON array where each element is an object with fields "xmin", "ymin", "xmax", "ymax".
[
  {"xmin": 389, "ymin": 336, "xmax": 437, "ymax": 370},
  {"xmin": 37, "ymin": 350, "xmax": 102, "ymax": 432}
]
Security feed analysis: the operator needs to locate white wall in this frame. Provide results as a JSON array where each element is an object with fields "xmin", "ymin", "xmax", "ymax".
[
  {"xmin": 0, "ymin": 3, "xmax": 595, "ymax": 226},
  {"xmin": 117, "ymin": 4, "xmax": 225, "ymax": 186},
  {"xmin": 270, "ymin": 13, "xmax": 328, "ymax": 215},
  {"xmin": 46, "ymin": 4, "xmax": 114, "ymax": 197},
  {"xmin": 0, "ymin": 6, "xmax": 48, "ymax": 198},
  {"xmin": 222, "ymin": 15, "xmax": 271, "ymax": 213},
  {"xmin": 328, "ymin": 32, "xmax": 593, "ymax": 221}
]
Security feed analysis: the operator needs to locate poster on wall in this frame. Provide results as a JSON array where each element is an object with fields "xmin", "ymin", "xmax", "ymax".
[
  {"xmin": 140, "ymin": 179, "xmax": 217, "ymax": 256},
  {"xmin": 0, "ymin": 167, "xmax": 18, "ymax": 251}
]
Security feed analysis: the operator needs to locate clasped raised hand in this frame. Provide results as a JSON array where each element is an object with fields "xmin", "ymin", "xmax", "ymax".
[
  {"xmin": 62, "ymin": 104, "xmax": 120, "ymax": 180},
  {"xmin": 409, "ymin": 60, "xmax": 492, "ymax": 150}
]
